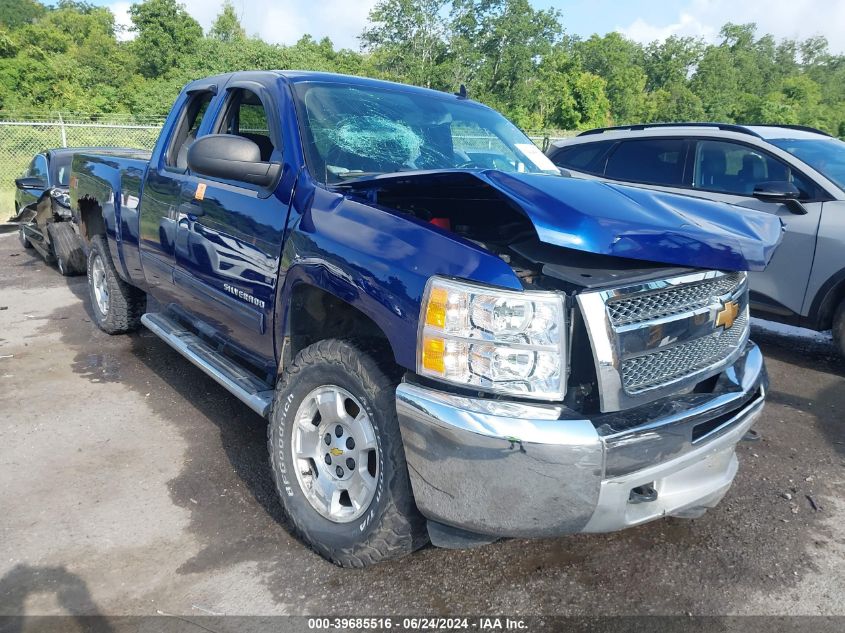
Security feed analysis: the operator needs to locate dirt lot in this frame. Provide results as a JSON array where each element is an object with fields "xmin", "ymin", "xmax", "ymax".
[{"xmin": 0, "ymin": 231, "xmax": 843, "ymax": 619}]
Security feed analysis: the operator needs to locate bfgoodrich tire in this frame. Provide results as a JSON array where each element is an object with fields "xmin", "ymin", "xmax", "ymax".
[
  {"xmin": 47, "ymin": 222, "xmax": 85, "ymax": 276},
  {"xmin": 268, "ymin": 339, "xmax": 427, "ymax": 567},
  {"xmin": 87, "ymin": 235, "xmax": 145, "ymax": 334}
]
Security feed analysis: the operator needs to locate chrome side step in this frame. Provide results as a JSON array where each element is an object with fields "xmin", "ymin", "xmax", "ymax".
[{"xmin": 141, "ymin": 312, "xmax": 274, "ymax": 418}]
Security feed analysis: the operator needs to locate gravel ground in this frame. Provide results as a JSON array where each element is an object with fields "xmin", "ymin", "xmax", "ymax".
[{"xmin": 0, "ymin": 231, "xmax": 843, "ymax": 620}]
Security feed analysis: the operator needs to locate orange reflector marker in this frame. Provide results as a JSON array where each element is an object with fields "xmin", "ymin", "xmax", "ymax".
[
  {"xmin": 425, "ymin": 287, "xmax": 449, "ymax": 329},
  {"xmin": 422, "ymin": 337, "xmax": 446, "ymax": 373}
]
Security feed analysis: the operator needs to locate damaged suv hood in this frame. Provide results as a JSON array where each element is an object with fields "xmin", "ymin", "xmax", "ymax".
[{"xmin": 350, "ymin": 169, "xmax": 784, "ymax": 271}]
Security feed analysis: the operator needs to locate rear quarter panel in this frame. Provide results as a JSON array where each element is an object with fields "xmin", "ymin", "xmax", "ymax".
[{"xmin": 71, "ymin": 153, "xmax": 149, "ymax": 286}]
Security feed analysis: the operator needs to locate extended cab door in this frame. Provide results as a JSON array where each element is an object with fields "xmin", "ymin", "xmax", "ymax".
[
  {"xmin": 138, "ymin": 85, "xmax": 215, "ymax": 299},
  {"xmin": 173, "ymin": 81, "xmax": 291, "ymax": 374}
]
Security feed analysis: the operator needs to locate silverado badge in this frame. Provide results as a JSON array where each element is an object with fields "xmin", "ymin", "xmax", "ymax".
[{"xmin": 716, "ymin": 300, "xmax": 740, "ymax": 330}]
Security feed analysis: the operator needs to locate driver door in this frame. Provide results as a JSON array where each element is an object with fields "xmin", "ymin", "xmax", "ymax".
[{"xmin": 174, "ymin": 83, "xmax": 290, "ymax": 373}]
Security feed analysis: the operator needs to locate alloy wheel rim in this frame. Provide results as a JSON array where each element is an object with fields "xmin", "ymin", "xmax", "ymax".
[
  {"xmin": 291, "ymin": 385, "xmax": 379, "ymax": 523},
  {"xmin": 91, "ymin": 255, "xmax": 109, "ymax": 315}
]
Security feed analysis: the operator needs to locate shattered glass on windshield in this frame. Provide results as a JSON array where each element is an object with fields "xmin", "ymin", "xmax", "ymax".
[
  {"xmin": 328, "ymin": 115, "xmax": 424, "ymax": 170},
  {"xmin": 294, "ymin": 82, "xmax": 559, "ymax": 183}
]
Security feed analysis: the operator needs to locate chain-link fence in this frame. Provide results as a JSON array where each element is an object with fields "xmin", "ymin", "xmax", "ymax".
[
  {"xmin": 0, "ymin": 114, "xmax": 164, "ymax": 218},
  {"xmin": 1, "ymin": 112, "xmax": 573, "ymax": 220}
]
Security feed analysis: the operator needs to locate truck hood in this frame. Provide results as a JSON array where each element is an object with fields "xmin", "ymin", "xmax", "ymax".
[
  {"xmin": 348, "ymin": 169, "xmax": 784, "ymax": 271},
  {"xmin": 479, "ymin": 171, "xmax": 783, "ymax": 271}
]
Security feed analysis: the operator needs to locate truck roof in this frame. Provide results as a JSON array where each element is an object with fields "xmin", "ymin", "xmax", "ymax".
[{"xmin": 184, "ymin": 70, "xmax": 476, "ymax": 104}]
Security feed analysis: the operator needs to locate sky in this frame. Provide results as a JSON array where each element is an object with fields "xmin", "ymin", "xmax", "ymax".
[{"xmin": 94, "ymin": 0, "xmax": 845, "ymax": 53}]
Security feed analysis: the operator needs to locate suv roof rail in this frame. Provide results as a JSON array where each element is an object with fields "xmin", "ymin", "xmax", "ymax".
[
  {"xmin": 746, "ymin": 123, "xmax": 832, "ymax": 137},
  {"xmin": 577, "ymin": 122, "xmax": 763, "ymax": 138},
  {"xmin": 577, "ymin": 122, "xmax": 833, "ymax": 139}
]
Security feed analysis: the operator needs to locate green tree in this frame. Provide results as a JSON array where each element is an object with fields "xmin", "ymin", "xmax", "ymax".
[
  {"xmin": 362, "ymin": 0, "xmax": 450, "ymax": 89},
  {"xmin": 690, "ymin": 44, "xmax": 739, "ymax": 121},
  {"xmin": 643, "ymin": 36, "xmax": 703, "ymax": 91},
  {"xmin": 574, "ymin": 32, "xmax": 649, "ymax": 124},
  {"xmin": 647, "ymin": 83, "xmax": 705, "ymax": 122},
  {"xmin": 450, "ymin": 0, "xmax": 561, "ymax": 124},
  {"xmin": 209, "ymin": 1, "xmax": 245, "ymax": 43},
  {"xmin": 129, "ymin": 0, "xmax": 202, "ymax": 78},
  {"xmin": 0, "ymin": 0, "xmax": 45, "ymax": 29}
]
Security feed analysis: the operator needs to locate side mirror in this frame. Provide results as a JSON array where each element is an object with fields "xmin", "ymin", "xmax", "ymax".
[
  {"xmin": 187, "ymin": 134, "xmax": 281, "ymax": 188},
  {"xmin": 15, "ymin": 176, "xmax": 47, "ymax": 190},
  {"xmin": 752, "ymin": 181, "xmax": 807, "ymax": 215}
]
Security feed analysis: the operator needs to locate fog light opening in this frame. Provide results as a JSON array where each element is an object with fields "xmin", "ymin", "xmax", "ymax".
[{"xmin": 629, "ymin": 483, "xmax": 658, "ymax": 504}]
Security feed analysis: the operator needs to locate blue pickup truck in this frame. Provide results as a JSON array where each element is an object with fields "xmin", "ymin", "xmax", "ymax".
[{"xmin": 70, "ymin": 71, "xmax": 782, "ymax": 567}]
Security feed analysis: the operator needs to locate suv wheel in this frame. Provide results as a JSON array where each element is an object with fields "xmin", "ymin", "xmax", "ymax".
[{"xmin": 833, "ymin": 299, "xmax": 845, "ymax": 358}]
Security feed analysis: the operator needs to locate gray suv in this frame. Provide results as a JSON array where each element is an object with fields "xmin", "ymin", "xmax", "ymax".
[{"xmin": 547, "ymin": 123, "xmax": 845, "ymax": 356}]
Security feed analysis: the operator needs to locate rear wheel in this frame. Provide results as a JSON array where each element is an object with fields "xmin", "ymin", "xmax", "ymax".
[
  {"xmin": 268, "ymin": 339, "xmax": 427, "ymax": 567},
  {"xmin": 47, "ymin": 222, "xmax": 85, "ymax": 276},
  {"xmin": 87, "ymin": 235, "xmax": 145, "ymax": 334}
]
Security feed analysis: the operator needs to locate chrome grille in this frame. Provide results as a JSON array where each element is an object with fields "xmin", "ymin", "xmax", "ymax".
[
  {"xmin": 622, "ymin": 312, "xmax": 748, "ymax": 393},
  {"xmin": 577, "ymin": 270, "xmax": 749, "ymax": 412},
  {"xmin": 607, "ymin": 273, "xmax": 743, "ymax": 326}
]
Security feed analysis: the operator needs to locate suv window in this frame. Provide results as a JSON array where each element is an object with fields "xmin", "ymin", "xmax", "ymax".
[
  {"xmin": 167, "ymin": 90, "xmax": 213, "ymax": 170},
  {"xmin": 692, "ymin": 140, "xmax": 813, "ymax": 197},
  {"xmin": 549, "ymin": 140, "xmax": 614, "ymax": 174},
  {"xmin": 215, "ymin": 88, "xmax": 277, "ymax": 162},
  {"xmin": 604, "ymin": 138, "xmax": 686, "ymax": 186}
]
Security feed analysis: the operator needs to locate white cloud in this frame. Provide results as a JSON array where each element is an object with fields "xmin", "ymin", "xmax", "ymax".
[
  {"xmin": 109, "ymin": 1, "xmax": 134, "ymax": 41},
  {"xmin": 107, "ymin": 0, "xmax": 379, "ymax": 50},
  {"xmin": 618, "ymin": 0, "xmax": 845, "ymax": 53}
]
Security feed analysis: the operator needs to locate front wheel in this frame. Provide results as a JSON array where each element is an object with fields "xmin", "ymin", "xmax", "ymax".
[
  {"xmin": 87, "ymin": 235, "xmax": 145, "ymax": 334},
  {"xmin": 268, "ymin": 339, "xmax": 427, "ymax": 567}
]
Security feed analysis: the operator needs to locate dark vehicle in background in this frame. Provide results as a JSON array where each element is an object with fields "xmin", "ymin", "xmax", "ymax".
[
  {"xmin": 70, "ymin": 72, "xmax": 780, "ymax": 567},
  {"xmin": 13, "ymin": 147, "xmax": 148, "ymax": 276},
  {"xmin": 547, "ymin": 123, "xmax": 845, "ymax": 356}
]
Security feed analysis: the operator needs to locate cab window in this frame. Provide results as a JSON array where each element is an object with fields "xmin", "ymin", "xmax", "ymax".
[
  {"xmin": 214, "ymin": 88, "xmax": 278, "ymax": 162},
  {"xmin": 166, "ymin": 90, "xmax": 213, "ymax": 170}
]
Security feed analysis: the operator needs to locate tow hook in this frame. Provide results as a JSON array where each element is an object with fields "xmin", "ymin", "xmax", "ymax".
[{"xmin": 629, "ymin": 483, "xmax": 658, "ymax": 504}]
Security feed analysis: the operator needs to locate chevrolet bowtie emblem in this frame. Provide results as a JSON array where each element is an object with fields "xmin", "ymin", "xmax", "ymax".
[
  {"xmin": 329, "ymin": 447, "xmax": 344, "ymax": 457},
  {"xmin": 716, "ymin": 300, "xmax": 740, "ymax": 330}
]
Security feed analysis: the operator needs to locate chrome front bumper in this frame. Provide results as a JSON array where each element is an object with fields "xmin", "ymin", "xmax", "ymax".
[{"xmin": 396, "ymin": 342, "xmax": 766, "ymax": 538}]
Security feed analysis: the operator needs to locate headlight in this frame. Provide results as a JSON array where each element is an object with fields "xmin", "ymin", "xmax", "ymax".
[
  {"xmin": 51, "ymin": 188, "xmax": 71, "ymax": 209},
  {"xmin": 417, "ymin": 277, "xmax": 567, "ymax": 400}
]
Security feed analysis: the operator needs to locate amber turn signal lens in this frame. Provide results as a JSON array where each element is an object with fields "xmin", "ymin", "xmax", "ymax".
[
  {"xmin": 425, "ymin": 287, "xmax": 448, "ymax": 329},
  {"xmin": 421, "ymin": 337, "xmax": 446, "ymax": 373}
]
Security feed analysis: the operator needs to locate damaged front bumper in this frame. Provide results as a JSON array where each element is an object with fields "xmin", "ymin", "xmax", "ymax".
[{"xmin": 396, "ymin": 342, "xmax": 766, "ymax": 540}]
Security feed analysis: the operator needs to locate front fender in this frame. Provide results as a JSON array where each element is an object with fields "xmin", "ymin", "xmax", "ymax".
[{"xmin": 274, "ymin": 186, "xmax": 521, "ymax": 371}]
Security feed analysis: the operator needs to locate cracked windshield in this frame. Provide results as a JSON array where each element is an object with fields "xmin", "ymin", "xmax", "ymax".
[{"xmin": 294, "ymin": 82, "xmax": 560, "ymax": 184}]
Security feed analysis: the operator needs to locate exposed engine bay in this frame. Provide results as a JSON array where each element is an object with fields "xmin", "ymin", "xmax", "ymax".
[{"xmin": 341, "ymin": 170, "xmax": 692, "ymax": 295}]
